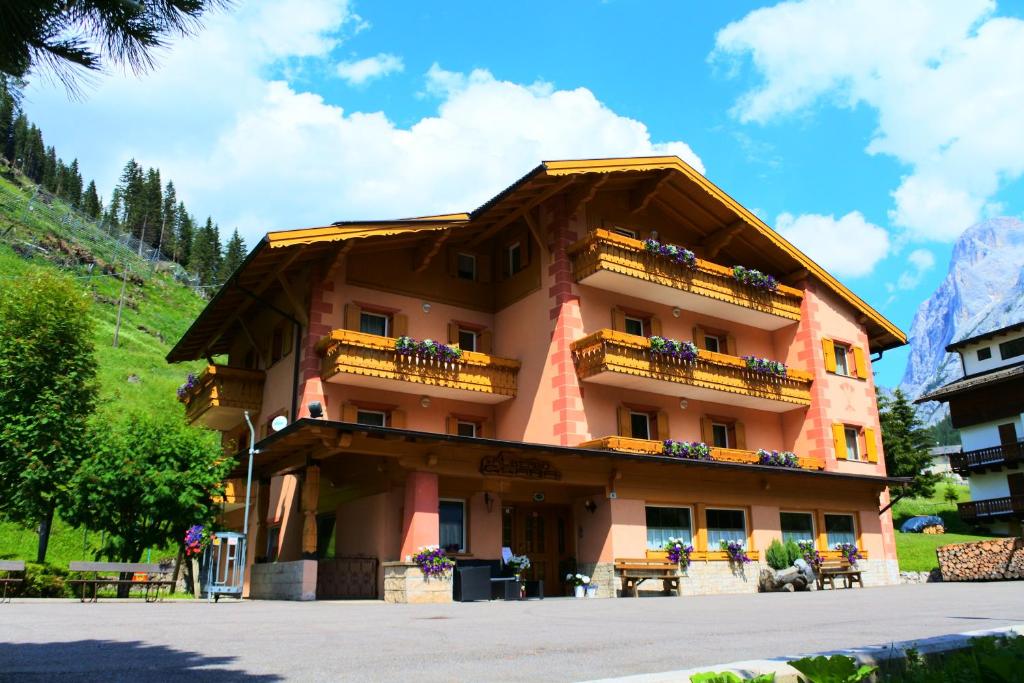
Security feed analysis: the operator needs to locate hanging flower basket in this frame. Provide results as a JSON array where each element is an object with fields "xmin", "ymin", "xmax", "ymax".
[
  {"xmin": 732, "ymin": 265, "xmax": 778, "ymax": 292},
  {"xmin": 721, "ymin": 539, "xmax": 752, "ymax": 564},
  {"xmin": 798, "ymin": 540, "xmax": 823, "ymax": 571},
  {"xmin": 664, "ymin": 537, "xmax": 694, "ymax": 570},
  {"xmin": 642, "ymin": 238, "xmax": 697, "ymax": 269},
  {"xmin": 757, "ymin": 449, "xmax": 799, "ymax": 468},
  {"xmin": 184, "ymin": 524, "xmax": 212, "ymax": 557},
  {"xmin": 662, "ymin": 440, "xmax": 713, "ymax": 460},
  {"xmin": 395, "ymin": 336, "xmax": 463, "ymax": 363},
  {"xmin": 834, "ymin": 542, "xmax": 863, "ymax": 565},
  {"xmin": 649, "ymin": 336, "xmax": 699, "ymax": 362},
  {"xmin": 176, "ymin": 372, "xmax": 199, "ymax": 403},
  {"xmin": 742, "ymin": 355, "xmax": 788, "ymax": 378}
]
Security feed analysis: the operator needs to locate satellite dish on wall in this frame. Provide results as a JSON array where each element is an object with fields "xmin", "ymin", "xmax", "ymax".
[{"xmin": 271, "ymin": 415, "xmax": 288, "ymax": 432}]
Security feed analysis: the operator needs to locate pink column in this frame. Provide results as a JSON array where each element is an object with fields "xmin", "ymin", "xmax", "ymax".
[{"xmin": 399, "ymin": 471, "xmax": 439, "ymax": 560}]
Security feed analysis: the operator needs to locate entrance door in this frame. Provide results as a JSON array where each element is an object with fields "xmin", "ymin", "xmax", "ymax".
[
  {"xmin": 502, "ymin": 505, "xmax": 573, "ymax": 596},
  {"xmin": 1009, "ymin": 473, "xmax": 1024, "ymax": 498}
]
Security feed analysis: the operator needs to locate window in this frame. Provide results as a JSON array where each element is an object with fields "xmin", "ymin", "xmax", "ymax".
[
  {"xmin": 456, "ymin": 253, "xmax": 477, "ymax": 281},
  {"xmin": 356, "ymin": 410, "xmax": 387, "ymax": 427},
  {"xmin": 359, "ymin": 311, "xmax": 390, "ymax": 337},
  {"xmin": 977, "ymin": 346, "xmax": 992, "ymax": 361},
  {"xmin": 439, "ymin": 500, "xmax": 466, "ymax": 552},
  {"xmin": 610, "ymin": 227, "xmax": 639, "ymax": 239},
  {"xmin": 270, "ymin": 323, "xmax": 293, "ymax": 365},
  {"xmin": 834, "ymin": 343, "xmax": 850, "ymax": 376},
  {"xmin": 999, "ymin": 337, "xmax": 1024, "ymax": 361},
  {"xmin": 844, "ymin": 427, "xmax": 861, "ymax": 461},
  {"xmin": 630, "ymin": 412, "xmax": 652, "ymax": 440},
  {"xmin": 624, "ymin": 316, "xmax": 647, "ymax": 337},
  {"xmin": 456, "ymin": 420, "xmax": 478, "ymax": 438},
  {"xmin": 507, "ymin": 242, "xmax": 523, "ymax": 275},
  {"xmin": 780, "ymin": 512, "xmax": 815, "ymax": 544},
  {"xmin": 266, "ymin": 525, "xmax": 280, "ymax": 562},
  {"xmin": 711, "ymin": 422, "xmax": 731, "ymax": 449},
  {"xmin": 646, "ymin": 506, "xmax": 692, "ymax": 549},
  {"xmin": 704, "ymin": 335, "xmax": 721, "ymax": 353},
  {"xmin": 457, "ymin": 328, "xmax": 477, "ymax": 352},
  {"xmin": 824, "ymin": 514, "xmax": 856, "ymax": 547},
  {"xmin": 706, "ymin": 508, "xmax": 747, "ymax": 548}
]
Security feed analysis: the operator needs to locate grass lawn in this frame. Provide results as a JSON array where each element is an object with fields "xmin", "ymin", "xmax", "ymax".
[{"xmin": 891, "ymin": 481, "xmax": 998, "ymax": 572}]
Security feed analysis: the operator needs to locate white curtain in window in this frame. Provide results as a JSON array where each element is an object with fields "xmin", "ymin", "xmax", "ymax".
[
  {"xmin": 439, "ymin": 501, "xmax": 464, "ymax": 551},
  {"xmin": 646, "ymin": 526, "xmax": 692, "ymax": 550},
  {"xmin": 707, "ymin": 527, "xmax": 746, "ymax": 547}
]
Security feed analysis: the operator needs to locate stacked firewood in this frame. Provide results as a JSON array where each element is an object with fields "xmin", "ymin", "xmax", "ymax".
[
  {"xmin": 922, "ymin": 524, "xmax": 945, "ymax": 534},
  {"xmin": 937, "ymin": 538, "xmax": 1024, "ymax": 581}
]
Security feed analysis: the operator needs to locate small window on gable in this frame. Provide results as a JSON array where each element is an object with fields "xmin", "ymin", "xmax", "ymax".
[
  {"xmin": 704, "ymin": 335, "xmax": 721, "ymax": 354},
  {"xmin": 456, "ymin": 253, "xmax": 477, "ymax": 281},
  {"xmin": 507, "ymin": 242, "xmax": 523, "ymax": 276},
  {"xmin": 356, "ymin": 409, "xmax": 387, "ymax": 427},
  {"xmin": 610, "ymin": 227, "xmax": 639, "ymax": 239},
  {"xmin": 359, "ymin": 311, "xmax": 391, "ymax": 337},
  {"xmin": 977, "ymin": 346, "xmax": 992, "ymax": 361},
  {"xmin": 624, "ymin": 316, "xmax": 647, "ymax": 337},
  {"xmin": 630, "ymin": 412, "xmax": 652, "ymax": 440},
  {"xmin": 458, "ymin": 328, "xmax": 477, "ymax": 353}
]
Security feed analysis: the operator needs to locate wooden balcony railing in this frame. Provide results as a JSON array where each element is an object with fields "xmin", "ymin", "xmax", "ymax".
[
  {"xmin": 568, "ymin": 230, "xmax": 803, "ymax": 329},
  {"xmin": 182, "ymin": 365, "xmax": 265, "ymax": 430},
  {"xmin": 958, "ymin": 495, "xmax": 1024, "ymax": 521},
  {"xmin": 571, "ymin": 329, "xmax": 813, "ymax": 411},
  {"xmin": 578, "ymin": 436, "xmax": 824, "ymax": 470},
  {"xmin": 318, "ymin": 329, "xmax": 520, "ymax": 403},
  {"xmin": 950, "ymin": 442, "xmax": 1024, "ymax": 475}
]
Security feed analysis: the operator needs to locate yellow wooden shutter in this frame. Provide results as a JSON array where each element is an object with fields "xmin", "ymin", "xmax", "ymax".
[
  {"xmin": 611, "ymin": 307, "xmax": 626, "ymax": 333},
  {"xmin": 693, "ymin": 326, "xmax": 706, "ymax": 348},
  {"xmin": 734, "ymin": 421, "xmax": 747, "ymax": 450},
  {"xmin": 822, "ymin": 338, "xmax": 837, "ymax": 373},
  {"xmin": 392, "ymin": 314, "xmax": 408, "ymax": 338},
  {"xmin": 447, "ymin": 322, "xmax": 459, "ymax": 345},
  {"xmin": 617, "ymin": 407, "xmax": 631, "ymax": 437},
  {"xmin": 656, "ymin": 411, "xmax": 669, "ymax": 441},
  {"xmin": 478, "ymin": 330, "xmax": 493, "ymax": 355},
  {"xmin": 344, "ymin": 304, "xmax": 361, "ymax": 331},
  {"xmin": 832, "ymin": 423, "xmax": 847, "ymax": 459},
  {"xmin": 864, "ymin": 427, "xmax": 878, "ymax": 462},
  {"xmin": 649, "ymin": 317, "xmax": 662, "ymax": 338},
  {"xmin": 725, "ymin": 333, "xmax": 737, "ymax": 357},
  {"xmin": 341, "ymin": 403, "xmax": 358, "ymax": 423},
  {"xmin": 446, "ymin": 416, "xmax": 458, "ymax": 435},
  {"xmin": 390, "ymin": 409, "xmax": 406, "ymax": 429},
  {"xmin": 853, "ymin": 346, "xmax": 869, "ymax": 380},
  {"xmin": 700, "ymin": 416, "xmax": 713, "ymax": 445}
]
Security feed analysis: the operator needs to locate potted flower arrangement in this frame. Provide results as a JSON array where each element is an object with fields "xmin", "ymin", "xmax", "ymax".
[
  {"xmin": 834, "ymin": 542, "xmax": 862, "ymax": 565},
  {"xmin": 642, "ymin": 238, "xmax": 697, "ymax": 269},
  {"xmin": 720, "ymin": 539, "xmax": 752, "ymax": 565},
  {"xmin": 176, "ymin": 372, "xmax": 199, "ymax": 403},
  {"xmin": 506, "ymin": 554, "xmax": 531, "ymax": 580},
  {"xmin": 742, "ymin": 355, "xmax": 788, "ymax": 378},
  {"xmin": 798, "ymin": 540, "xmax": 823, "ymax": 572},
  {"xmin": 732, "ymin": 265, "xmax": 778, "ymax": 292},
  {"xmin": 662, "ymin": 439, "xmax": 713, "ymax": 461},
  {"xmin": 566, "ymin": 573, "xmax": 591, "ymax": 598},
  {"xmin": 664, "ymin": 537, "xmax": 694, "ymax": 571},
  {"xmin": 411, "ymin": 545, "xmax": 455, "ymax": 578},
  {"xmin": 649, "ymin": 335, "xmax": 699, "ymax": 362},
  {"xmin": 395, "ymin": 336, "xmax": 463, "ymax": 363},
  {"xmin": 184, "ymin": 524, "xmax": 212, "ymax": 597},
  {"xmin": 756, "ymin": 449, "xmax": 799, "ymax": 468}
]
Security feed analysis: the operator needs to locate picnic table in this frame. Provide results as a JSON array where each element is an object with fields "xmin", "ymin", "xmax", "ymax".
[
  {"xmin": 817, "ymin": 559, "xmax": 863, "ymax": 590},
  {"xmin": 615, "ymin": 558, "xmax": 681, "ymax": 597},
  {"xmin": 67, "ymin": 561, "xmax": 175, "ymax": 602}
]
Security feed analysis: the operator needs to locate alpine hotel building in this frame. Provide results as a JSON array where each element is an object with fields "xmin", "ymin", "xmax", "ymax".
[{"xmin": 169, "ymin": 156, "xmax": 907, "ymax": 600}]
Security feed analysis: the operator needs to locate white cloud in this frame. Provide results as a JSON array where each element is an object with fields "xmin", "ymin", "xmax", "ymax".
[
  {"xmin": 23, "ymin": 5, "xmax": 702, "ymax": 247},
  {"xmin": 713, "ymin": 0, "xmax": 1024, "ymax": 241},
  {"xmin": 775, "ymin": 211, "xmax": 890, "ymax": 277},
  {"xmin": 335, "ymin": 53, "xmax": 404, "ymax": 85},
  {"xmin": 895, "ymin": 248, "xmax": 935, "ymax": 290}
]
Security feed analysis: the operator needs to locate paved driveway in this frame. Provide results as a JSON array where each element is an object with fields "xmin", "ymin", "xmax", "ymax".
[{"xmin": 1, "ymin": 582, "xmax": 1022, "ymax": 682}]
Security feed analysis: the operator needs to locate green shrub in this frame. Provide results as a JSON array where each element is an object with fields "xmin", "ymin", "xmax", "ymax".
[
  {"xmin": 784, "ymin": 539, "xmax": 802, "ymax": 566},
  {"xmin": 765, "ymin": 539, "xmax": 789, "ymax": 570},
  {"xmin": 788, "ymin": 655, "xmax": 876, "ymax": 683},
  {"xmin": 690, "ymin": 672, "xmax": 774, "ymax": 682},
  {"xmin": 9, "ymin": 562, "xmax": 70, "ymax": 598}
]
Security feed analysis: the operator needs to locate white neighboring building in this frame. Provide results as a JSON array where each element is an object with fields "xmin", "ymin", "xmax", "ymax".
[
  {"xmin": 917, "ymin": 321, "xmax": 1024, "ymax": 537},
  {"xmin": 926, "ymin": 445, "xmax": 964, "ymax": 483}
]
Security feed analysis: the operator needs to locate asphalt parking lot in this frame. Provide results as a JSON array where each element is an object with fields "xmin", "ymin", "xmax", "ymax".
[{"xmin": 1, "ymin": 582, "xmax": 1022, "ymax": 682}]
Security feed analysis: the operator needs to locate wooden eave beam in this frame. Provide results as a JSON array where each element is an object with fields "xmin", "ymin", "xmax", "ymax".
[
  {"xmin": 413, "ymin": 229, "xmax": 450, "ymax": 273},
  {"xmin": 565, "ymin": 175, "xmax": 610, "ymax": 219},
  {"xmin": 651, "ymin": 196, "xmax": 706, "ymax": 236},
  {"xmin": 661, "ymin": 182, "xmax": 728, "ymax": 228},
  {"xmin": 700, "ymin": 220, "xmax": 745, "ymax": 259},
  {"xmin": 469, "ymin": 177, "xmax": 575, "ymax": 246},
  {"xmin": 522, "ymin": 209, "xmax": 544, "ymax": 252},
  {"xmin": 628, "ymin": 171, "xmax": 675, "ymax": 214},
  {"xmin": 276, "ymin": 273, "xmax": 308, "ymax": 327},
  {"xmin": 237, "ymin": 317, "xmax": 268, "ymax": 366}
]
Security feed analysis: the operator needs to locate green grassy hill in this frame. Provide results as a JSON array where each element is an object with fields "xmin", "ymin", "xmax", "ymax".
[
  {"xmin": 0, "ymin": 170, "xmax": 209, "ymax": 566},
  {"xmin": 891, "ymin": 483, "xmax": 996, "ymax": 572}
]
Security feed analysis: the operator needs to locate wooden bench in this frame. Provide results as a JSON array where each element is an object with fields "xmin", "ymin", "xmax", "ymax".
[
  {"xmin": 67, "ymin": 562, "xmax": 174, "ymax": 603},
  {"xmin": 615, "ymin": 558, "xmax": 681, "ymax": 597},
  {"xmin": 0, "ymin": 561, "xmax": 25, "ymax": 603},
  {"xmin": 817, "ymin": 559, "xmax": 863, "ymax": 590}
]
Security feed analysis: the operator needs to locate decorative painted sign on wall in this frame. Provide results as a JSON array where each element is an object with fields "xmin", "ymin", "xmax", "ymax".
[{"xmin": 480, "ymin": 453, "xmax": 562, "ymax": 481}]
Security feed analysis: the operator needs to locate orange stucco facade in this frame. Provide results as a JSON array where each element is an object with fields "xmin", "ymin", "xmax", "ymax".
[{"xmin": 177, "ymin": 156, "xmax": 905, "ymax": 599}]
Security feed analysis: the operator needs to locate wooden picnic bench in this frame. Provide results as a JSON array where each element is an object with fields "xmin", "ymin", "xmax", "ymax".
[
  {"xmin": 0, "ymin": 560, "xmax": 25, "ymax": 603},
  {"xmin": 817, "ymin": 559, "xmax": 863, "ymax": 590},
  {"xmin": 67, "ymin": 562, "xmax": 175, "ymax": 603},
  {"xmin": 615, "ymin": 558, "xmax": 681, "ymax": 597}
]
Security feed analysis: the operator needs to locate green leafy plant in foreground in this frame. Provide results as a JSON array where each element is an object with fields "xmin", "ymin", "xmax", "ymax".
[
  {"xmin": 690, "ymin": 671, "xmax": 775, "ymax": 683},
  {"xmin": 788, "ymin": 655, "xmax": 876, "ymax": 683},
  {"xmin": 893, "ymin": 636, "xmax": 1024, "ymax": 683}
]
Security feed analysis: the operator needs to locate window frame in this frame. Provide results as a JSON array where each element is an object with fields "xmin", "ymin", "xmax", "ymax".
[
  {"xmin": 705, "ymin": 507, "xmax": 749, "ymax": 550},
  {"xmin": 833, "ymin": 342, "xmax": 850, "ymax": 376},
  {"xmin": 999, "ymin": 337, "xmax": 1024, "ymax": 361},
  {"xmin": 439, "ymin": 498, "xmax": 467, "ymax": 553},
  {"xmin": 844, "ymin": 426, "xmax": 862, "ymax": 461},
  {"xmin": 359, "ymin": 310, "xmax": 392, "ymax": 338},
  {"xmin": 624, "ymin": 315, "xmax": 647, "ymax": 337},
  {"xmin": 507, "ymin": 241, "xmax": 523, "ymax": 276},
  {"xmin": 779, "ymin": 510, "xmax": 816, "ymax": 545},
  {"xmin": 266, "ymin": 525, "xmax": 281, "ymax": 562},
  {"xmin": 610, "ymin": 227, "xmax": 639, "ymax": 239},
  {"xmin": 630, "ymin": 411, "xmax": 653, "ymax": 440},
  {"xmin": 976, "ymin": 346, "xmax": 992, "ymax": 361},
  {"xmin": 645, "ymin": 504, "xmax": 694, "ymax": 550},
  {"xmin": 823, "ymin": 512, "xmax": 858, "ymax": 549},
  {"xmin": 457, "ymin": 327, "xmax": 478, "ymax": 353},
  {"xmin": 711, "ymin": 422, "xmax": 731, "ymax": 449},
  {"xmin": 455, "ymin": 420, "xmax": 479, "ymax": 438},
  {"xmin": 704, "ymin": 335, "xmax": 721, "ymax": 354},
  {"xmin": 355, "ymin": 409, "xmax": 388, "ymax": 427},
  {"xmin": 455, "ymin": 252, "xmax": 477, "ymax": 281}
]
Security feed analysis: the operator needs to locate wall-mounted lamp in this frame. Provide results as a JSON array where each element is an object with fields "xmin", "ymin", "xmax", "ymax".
[
  {"xmin": 307, "ymin": 401, "xmax": 324, "ymax": 418},
  {"xmin": 422, "ymin": 302, "xmax": 432, "ymax": 313},
  {"xmin": 484, "ymin": 492, "xmax": 494, "ymax": 513},
  {"xmin": 678, "ymin": 398, "xmax": 688, "ymax": 410},
  {"xmin": 584, "ymin": 499, "xmax": 597, "ymax": 514},
  {"xmin": 671, "ymin": 307, "xmax": 682, "ymax": 318},
  {"xmin": 649, "ymin": 230, "xmax": 659, "ymax": 240},
  {"xmin": 419, "ymin": 396, "xmax": 431, "ymax": 408}
]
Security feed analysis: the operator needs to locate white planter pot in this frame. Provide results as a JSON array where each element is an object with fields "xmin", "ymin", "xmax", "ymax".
[
  {"xmin": 585, "ymin": 586, "xmax": 598, "ymax": 598},
  {"xmin": 574, "ymin": 585, "xmax": 585, "ymax": 598}
]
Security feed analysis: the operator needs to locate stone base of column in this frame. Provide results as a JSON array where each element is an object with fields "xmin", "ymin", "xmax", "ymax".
[
  {"xmin": 382, "ymin": 562, "xmax": 453, "ymax": 604},
  {"xmin": 249, "ymin": 560, "xmax": 317, "ymax": 600}
]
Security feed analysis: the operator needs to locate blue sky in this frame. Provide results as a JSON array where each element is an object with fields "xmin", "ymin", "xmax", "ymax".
[{"xmin": 22, "ymin": 0, "xmax": 1024, "ymax": 386}]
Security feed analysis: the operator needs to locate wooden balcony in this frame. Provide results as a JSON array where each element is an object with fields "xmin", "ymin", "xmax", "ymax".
[
  {"xmin": 571, "ymin": 329, "xmax": 813, "ymax": 412},
  {"xmin": 213, "ymin": 478, "xmax": 246, "ymax": 508},
  {"xmin": 182, "ymin": 365, "xmax": 264, "ymax": 430},
  {"xmin": 318, "ymin": 329, "xmax": 520, "ymax": 404},
  {"xmin": 578, "ymin": 436, "xmax": 824, "ymax": 470},
  {"xmin": 568, "ymin": 230, "xmax": 803, "ymax": 331},
  {"xmin": 958, "ymin": 495, "xmax": 1024, "ymax": 521},
  {"xmin": 950, "ymin": 442, "xmax": 1024, "ymax": 475}
]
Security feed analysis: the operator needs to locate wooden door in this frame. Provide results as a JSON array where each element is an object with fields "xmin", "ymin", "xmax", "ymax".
[
  {"xmin": 1008, "ymin": 473, "xmax": 1024, "ymax": 498},
  {"xmin": 999, "ymin": 423, "xmax": 1018, "ymax": 444},
  {"xmin": 503, "ymin": 505, "xmax": 573, "ymax": 596}
]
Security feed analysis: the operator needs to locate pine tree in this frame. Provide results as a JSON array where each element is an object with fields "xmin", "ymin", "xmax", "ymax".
[
  {"xmin": 42, "ymin": 147, "xmax": 59, "ymax": 192},
  {"xmin": 219, "ymin": 229, "xmax": 247, "ymax": 281},
  {"xmin": 140, "ymin": 167, "xmax": 163, "ymax": 247},
  {"xmin": 158, "ymin": 180, "xmax": 177, "ymax": 259},
  {"xmin": 26, "ymin": 125, "xmax": 45, "ymax": 182},
  {"xmin": 188, "ymin": 217, "xmax": 222, "ymax": 286},
  {"xmin": 81, "ymin": 180, "xmax": 101, "ymax": 218},
  {"xmin": 877, "ymin": 388, "xmax": 937, "ymax": 498},
  {"xmin": 104, "ymin": 187, "xmax": 123, "ymax": 231},
  {"xmin": 0, "ymin": 80, "xmax": 15, "ymax": 162},
  {"xmin": 66, "ymin": 158, "xmax": 83, "ymax": 206},
  {"xmin": 117, "ymin": 160, "xmax": 145, "ymax": 240},
  {"xmin": 175, "ymin": 204, "xmax": 193, "ymax": 266},
  {"xmin": 11, "ymin": 114, "xmax": 29, "ymax": 169}
]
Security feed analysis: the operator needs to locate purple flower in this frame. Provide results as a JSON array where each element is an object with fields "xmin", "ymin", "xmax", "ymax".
[
  {"xmin": 643, "ymin": 238, "xmax": 697, "ymax": 269},
  {"xmin": 649, "ymin": 336, "xmax": 699, "ymax": 362},
  {"xmin": 732, "ymin": 265, "xmax": 778, "ymax": 292},
  {"xmin": 757, "ymin": 449, "xmax": 799, "ymax": 468},
  {"xmin": 412, "ymin": 545, "xmax": 454, "ymax": 577},
  {"xmin": 663, "ymin": 440, "xmax": 712, "ymax": 460},
  {"xmin": 721, "ymin": 540, "xmax": 752, "ymax": 564},
  {"xmin": 395, "ymin": 336, "xmax": 463, "ymax": 362},
  {"xmin": 742, "ymin": 355, "xmax": 788, "ymax": 378}
]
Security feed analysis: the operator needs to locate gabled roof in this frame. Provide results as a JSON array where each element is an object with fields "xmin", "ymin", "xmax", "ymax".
[
  {"xmin": 915, "ymin": 361, "xmax": 1024, "ymax": 404},
  {"xmin": 167, "ymin": 155, "xmax": 906, "ymax": 362},
  {"xmin": 946, "ymin": 319, "xmax": 1024, "ymax": 352}
]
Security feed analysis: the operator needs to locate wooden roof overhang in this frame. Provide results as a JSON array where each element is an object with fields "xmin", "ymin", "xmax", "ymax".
[
  {"xmin": 168, "ymin": 156, "xmax": 905, "ymax": 363},
  {"xmin": 232, "ymin": 418, "xmax": 910, "ymax": 493}
]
